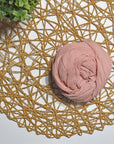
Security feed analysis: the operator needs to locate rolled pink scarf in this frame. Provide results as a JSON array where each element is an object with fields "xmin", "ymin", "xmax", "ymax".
[{"xmin": 52, "ymin": 39, "xmax": 112, "ymax": 103}]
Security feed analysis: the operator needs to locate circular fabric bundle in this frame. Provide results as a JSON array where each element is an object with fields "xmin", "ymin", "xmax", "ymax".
[
  {"xmin": 52, "ymin": 39, "xmax": 112, "ymax": 102},
  {"xmin": 0, "ymin": 0, "xmax": 114, "ymax": 138}
]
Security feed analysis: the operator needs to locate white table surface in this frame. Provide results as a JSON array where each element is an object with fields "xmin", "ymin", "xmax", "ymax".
[
  {"xmin": 0, "ymin": 113, "xmax": 114, "ymax": 144},
  {"xmin": 0, "ymin": 1, "xmax": 114, "ymax": 144}
]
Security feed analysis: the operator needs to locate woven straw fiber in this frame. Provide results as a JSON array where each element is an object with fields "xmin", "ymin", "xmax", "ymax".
[{"xmin": 0, "ymin": 0, "xmax": 114, "ymax": 138}]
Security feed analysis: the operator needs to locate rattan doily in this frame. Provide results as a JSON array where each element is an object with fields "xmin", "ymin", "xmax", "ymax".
[{"xmin": 0, "ymin": 0, "xmax": 114, "ymax": 138}]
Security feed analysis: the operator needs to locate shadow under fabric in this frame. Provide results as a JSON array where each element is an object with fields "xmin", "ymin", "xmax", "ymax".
[{"xmin": 0, "ymin": 0, "xmax": 114, "ymax": 138}]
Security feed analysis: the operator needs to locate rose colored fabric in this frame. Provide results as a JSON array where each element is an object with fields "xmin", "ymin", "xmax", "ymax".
[{"xmin": 52, "ymin": 39, "xmax": 112, "ymax": 103}]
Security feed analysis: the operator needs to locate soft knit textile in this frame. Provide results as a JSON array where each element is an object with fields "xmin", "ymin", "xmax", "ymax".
[{"xmin": 52, "ymin": 39, "xmax": 112, "ymax": 103}]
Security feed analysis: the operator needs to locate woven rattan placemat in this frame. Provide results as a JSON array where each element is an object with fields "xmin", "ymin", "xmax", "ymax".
[{"xmin": 0, "ymin": 0, "xmax": 114, "ymax": 138}]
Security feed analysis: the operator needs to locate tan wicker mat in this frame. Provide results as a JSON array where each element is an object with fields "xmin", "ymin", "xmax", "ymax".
[{"xmin": 0, "ymin": 0, "xmax": 114, "ymax": 138}]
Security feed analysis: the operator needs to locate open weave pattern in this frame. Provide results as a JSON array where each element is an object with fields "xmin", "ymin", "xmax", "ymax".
[{"xmin": 0, "ymin": 0, "xmax": 114, "ymax": 138}]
